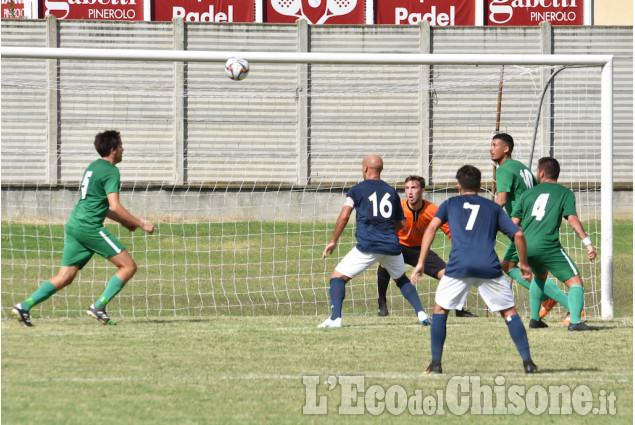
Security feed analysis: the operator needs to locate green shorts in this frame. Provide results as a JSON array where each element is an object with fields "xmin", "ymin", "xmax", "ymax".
[
  {"xmin": 503, "ymin": 240, "xmax": 519, "ymax": 263},
  {"xmin": 528, "ymin": 246, "xmax": 580, "ymax": 282},
  {"xmin": 61, "ymin": 225, "xmax": 125, "ymax": 269}
]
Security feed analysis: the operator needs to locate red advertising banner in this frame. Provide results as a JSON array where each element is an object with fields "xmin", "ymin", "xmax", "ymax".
[
  {"xmin": 487, "ymin": 0, "xmax": 583, "ymax": 25},
  {"xmin": 154, "ymin": 0, "xmax": 253, "ymax": 22},
  {"xmin": 44, "ymin": 0, "xmax": 144, "ymax": 20},
  {"xmin": 376, "ymin": 0, "xmax": 474, "ymax": 26},
  {"xmin": 2, "ymin": 0, "xmax": 25, "ymax": 18},
  {"xmin": 266, "ymin": 0, "xmax": 364, "ymax": 24}
]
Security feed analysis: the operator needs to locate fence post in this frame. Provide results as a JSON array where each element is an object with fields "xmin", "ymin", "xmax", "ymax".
[
  {"xmin": 46, "ymin": 14, "xmax": 60, "ymax": 185},
  {"xmin": 540, "ymin": 21, "xmax": 554, "ymax": 159},
  {"xmin": 420, "ymin": 21, "xmax": 432, "ymax": 184},
  {"xmin": 173, "ymin": 17, "xmax": 186, "ymax": 185},
  {"xmin": 297, "ymin": 19, "xmax": 310, "ymax": 186}
]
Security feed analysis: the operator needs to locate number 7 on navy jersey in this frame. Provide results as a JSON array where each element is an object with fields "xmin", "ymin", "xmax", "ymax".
[{"xmin": 463, "ymin": 202, "xmax": 480, "ymax": 230}]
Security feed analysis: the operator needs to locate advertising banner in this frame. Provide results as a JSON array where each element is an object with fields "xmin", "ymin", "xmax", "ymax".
[
  {"xmin": 154, "ymin": 0, "xmax": 253, "ymax": 22},
  {"xmin": 2, "ymin": 0, "xmax": 36, "ymax": 17},
  {"xmin": 376, "ymin": 0, "xmax": 474, "ymax": 26},
  {"xmin": 44, "ymin": 0, "xmax": 144, "ymax": 20},
  {"xmin": 2, "ymin": 0, "xmax": 25, "ymax": 18},
  {"xmin": 266, "ymin": 0, "xmax": 364, "ymax": 24},
  {"xmin": 487, "ymin": 0, "xmax": 583, "ymax": 25}
]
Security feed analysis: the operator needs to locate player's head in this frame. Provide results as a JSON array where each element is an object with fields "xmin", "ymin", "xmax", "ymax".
[
  {"xmin": 537, "ymin": 157, "xmax": 560, "ymax": 183},
  {"xmin": 456, "ymin": 165, "xmax": 481, "ymax": 193},
  {"xmin": 95, "ymin": 130, "xmax": 123, "ymax": 161},
  {"xmin": 404, "ymin": 175, "xmax": 426, "ymax": 204},
  {"xmin": 362, "ymin": 155, "xmax": 383, "ymax": 180},
  {"xmin": 490, "ymin": 133, "xmax": 514, "ymax": 164}
]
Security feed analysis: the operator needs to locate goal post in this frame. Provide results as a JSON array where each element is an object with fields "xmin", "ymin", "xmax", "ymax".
[{"xmin": 0, "ymin": 47, "xmax": 614, "ymax": 319}]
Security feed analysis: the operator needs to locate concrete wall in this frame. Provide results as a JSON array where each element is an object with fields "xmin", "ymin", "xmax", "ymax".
[{"xmin": 1, "ymin": 19, "xmax": 632, "ymax": 221}]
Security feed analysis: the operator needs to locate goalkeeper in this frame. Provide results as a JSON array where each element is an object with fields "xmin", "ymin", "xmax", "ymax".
[
  {"xmin": 376, "ymin": 175, "xmax": 476, "ymax": 318},
  {"xmin": 319, "ymin": 155, "xmax": 431, "ymax": 328},
  {"xmin": 12, "ymin": 130, "xmax": 154, "ymax": 327}
]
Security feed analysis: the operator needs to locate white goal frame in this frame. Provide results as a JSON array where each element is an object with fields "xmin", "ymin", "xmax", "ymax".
[{"xmin": 0, "ymin": 46, "xmax": 615, "ymax": 319}]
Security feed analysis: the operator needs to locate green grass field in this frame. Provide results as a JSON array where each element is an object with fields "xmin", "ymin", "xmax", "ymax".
[
  {"xmin": 1, "ymin": 220, "xmax": 631, "ymax": 317},
  {"xmin": 2, "ymin": 220, "xmax": 632, "ymax": 424},
  {"xmin": 2, "ymin": 316, "xmax": 632, "ymax": 424}
]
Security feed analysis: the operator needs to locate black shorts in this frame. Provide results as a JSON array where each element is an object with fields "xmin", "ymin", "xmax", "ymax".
[
  {"xmin": 378, "ymin": 245, "xmax": 446, "ymax": 279},
  {"xmin": 402, "ymin": 245, "xmax": 446, "ymax": 279}
]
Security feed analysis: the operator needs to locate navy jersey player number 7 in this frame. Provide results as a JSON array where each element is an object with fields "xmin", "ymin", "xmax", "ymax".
[{"xmin": 436, "ymin": 194, "xmax": 519, "ymax": 279}]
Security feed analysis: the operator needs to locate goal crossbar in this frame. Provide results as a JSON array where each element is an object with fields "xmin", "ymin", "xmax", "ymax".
[
  {"xmin": 0, "ymin": 46, "xmax": 613, "ymax": 66},
  {"xmin": 1, "ymin": 47, "xmax": 614, "ymax": 319}
]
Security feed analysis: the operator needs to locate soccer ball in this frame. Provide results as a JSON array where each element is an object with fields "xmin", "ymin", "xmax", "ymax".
[{"xmin": 225, "ymin": 57, "xmax": 249, "ymax": 81}]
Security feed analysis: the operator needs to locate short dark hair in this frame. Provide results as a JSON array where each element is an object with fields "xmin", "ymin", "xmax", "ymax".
[
  {"xmin": 94, "ymin": 130, "xmax": 121, "ymax": 157},
  {"xmin": 404, "ymin": 175, "xmax": 426, "ymax": 190},
  {"xmin": 456, "ymin": 165, "xmax": 481, "ymax": 192},
  {"xmin": 493, "ymin": 132, "xmax": 514, "ymax": 155},
  {"xmin": 537, "ymin": 157, "xmax": 560, "ymax": 180}
]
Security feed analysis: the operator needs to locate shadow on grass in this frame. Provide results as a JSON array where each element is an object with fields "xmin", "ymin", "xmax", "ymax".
[
  {"xmin": 578, "ymin": 325, "xmax": 631, "ymax": 331},
  {"xmin": 137, "ymin": 318, "xmax": 219, "ymax": 324},
  {"xmin": 538, "ymin": 367, "xmax": 601, "ymax": 373}
]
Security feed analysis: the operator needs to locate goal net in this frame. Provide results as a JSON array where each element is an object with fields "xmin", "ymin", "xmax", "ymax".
[{"xmin": 1, "ymin": 49, "xmax": 612, "ymax": 320}]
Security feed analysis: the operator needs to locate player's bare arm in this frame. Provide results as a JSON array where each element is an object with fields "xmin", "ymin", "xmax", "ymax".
[
  {"xmin": 566, "ymin": 215, "xmax": 597, "ymax": 261},
  {"xmin": 322, "ymin": 205, "xmax": 353, "ymax": 259},
  {"xmin": 395, "ymin": 218, "xmax": 406, "ymax": 232},
  {"xmin": 495, "ymin": 191, "xmax": 508, "ymax": 208},
  {"xmin": 411, "ymin": 216, "xmax": 442, "ymax": 282},
  {"xmin": 512, "ymin": 229, "xmax": 533, "ymax": 281},
  {"xmin": 107, "ymin": 192, "xmax": 154, "ymax": 234}
]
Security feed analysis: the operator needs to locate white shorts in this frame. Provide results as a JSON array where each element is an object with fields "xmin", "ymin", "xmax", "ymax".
[
  {"xmin": 335, "ymin": 247, "xmax": 406, "ymax": 280},
  {"xmin": 435, "ymin": 275, "xmax": 515, "ymax": 312}
]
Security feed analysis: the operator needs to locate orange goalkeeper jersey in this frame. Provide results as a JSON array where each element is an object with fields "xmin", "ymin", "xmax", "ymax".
[{"xmin": 398, "ymin": 199, "xmax": 451, "ymax": 247}]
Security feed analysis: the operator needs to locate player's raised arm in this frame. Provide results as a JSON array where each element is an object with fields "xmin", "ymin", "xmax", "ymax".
[
  {"xmin": 322, "ymin": 205, "xmax": 353, "ymax": 259},
  {"xmin": 106, "ymin": 192, "xmax": 154, "ymax": 234},
  {"xmin": 411, "ymin": 216, "xmax": 442, "ymax": 282},
  {"xmin": 566, "ymin": 215, "xmax": 597, "ymax": 261}
]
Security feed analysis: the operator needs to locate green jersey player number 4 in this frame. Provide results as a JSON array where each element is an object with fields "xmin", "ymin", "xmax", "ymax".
[{"xmin": 512, "ymin": 157, "xmax": 598, "ymax": 332}]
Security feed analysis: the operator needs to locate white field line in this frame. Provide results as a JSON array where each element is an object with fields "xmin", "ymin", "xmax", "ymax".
[
  {"xmin": 3, "ymin": 319, "xmax": 629, "ymax": 338},
  {"xmin": 4, "ymin": 371, "xmax": 632, "ymax": 385},
  {"xmin": 0, "ymin": 322, "xmax": 461, "ymax": 338}
]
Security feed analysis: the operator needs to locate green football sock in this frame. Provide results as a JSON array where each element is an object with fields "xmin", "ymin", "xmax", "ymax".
[
  {"xmin": 94, "ymin": 275, "xmax": 125, "ymax": 309},
  {"xmin": 21, "ymin": 280, "xmax": 56, "ymax": 312},
  {"xmin": 507, "ymin": 267, "xmax": 530, "ymax": 290},
  {"xmin": 542, "ymin": 278, "xmax": 569, "ymax": 311},
  {"xmin": 529, "ymin": 278, "xmax": 546, "ymax": 321},
  {"xmin": 507, "ymin": 267, "xmax": 548, "ymax": 302},
  {"xmin": 568, "ymin": 285, "xmax": 585, "ymax": 325}
]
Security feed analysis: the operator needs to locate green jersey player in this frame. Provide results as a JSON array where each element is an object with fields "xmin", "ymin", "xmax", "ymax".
[
  {"xmin": 490, "ymin": 133, "xmax": 571, "ymax": 325},
  {"xmin": 12, "ymin": 130, "xmax": 154, "ymax": 327},
  {"xmin": 511, "ymin": 157, "xmax": 598, "ymax": 331}
]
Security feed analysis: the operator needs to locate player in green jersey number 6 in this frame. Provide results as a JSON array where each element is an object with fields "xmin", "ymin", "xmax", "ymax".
[
  {"xmin": 12, "ymin": 130, "xmax": 154, "ymax": 327},
  {"xmin": 511, "ymin": 157, "xmax": 598, "ymax": 331},
  {"xmin": 490, "ymin": 133, "xmax": 572, "ymax": 325}
]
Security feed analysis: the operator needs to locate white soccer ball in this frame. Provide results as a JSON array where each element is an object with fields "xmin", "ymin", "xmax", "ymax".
[{"xmin": 225, "ymin": 57, "xmax": 249, "ymax": 81}]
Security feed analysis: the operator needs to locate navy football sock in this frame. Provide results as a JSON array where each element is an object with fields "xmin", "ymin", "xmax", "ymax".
[
  {"xmin": 430, "ymin": 314, "xmax": 448, "ymax": 361},
  {"xmin": 506, "ymin": 314, "xmax": 531, "ymax": 361},
  {"xmin": 329, "ymin": 278, "xmax": 346, "ymax": 320},
  {"xmin": 397, "ymin": 276, "xmax": 425, "ymax": 314}
]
